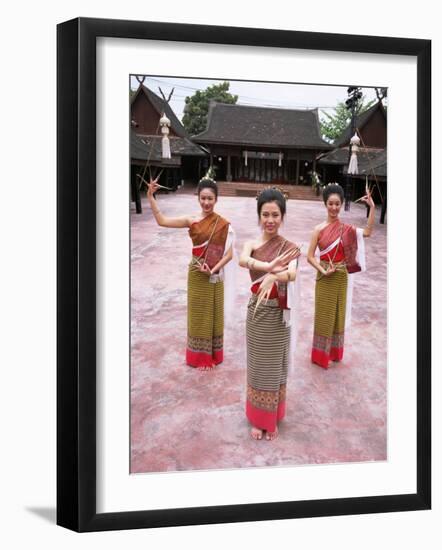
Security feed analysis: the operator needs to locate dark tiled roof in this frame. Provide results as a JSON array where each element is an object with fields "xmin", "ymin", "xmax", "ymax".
[
  {"xmin": 317, "ymin": 147, "xmax": 351, "ymax": 165},
  {"xmin": 130, "ymin": 131, "xmax": 206, "ymax": 166},
  {"xmin": 192, "ymin": 102, "xmax": 332, "ymax": 149},
  {"xmin": 318, "ymin": 146, "xmax": 386, "ymax": 178},
  {"xmin": 334, "ymin": 101, "xmax": 386, "ymax": 147},
  {"xmin": 318, "ymin": 146, "xmax": 386, "ymax": 175},
  {"xmin": 356, "ymin": 149, "xmax": 387, "ymax": 178}
]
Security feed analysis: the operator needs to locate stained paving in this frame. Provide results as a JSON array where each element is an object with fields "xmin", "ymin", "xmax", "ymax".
[{"xmin": 131, "ymin": 194, "xmax": 387, "ymax": 473}]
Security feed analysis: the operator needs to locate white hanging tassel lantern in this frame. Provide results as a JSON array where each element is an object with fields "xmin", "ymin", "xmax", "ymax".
[
  {"xmin": 278, "ymin": 152, "xmax": 283, "ymax": 167},
  {"xmin": 244, "ymin": 150, "xmax": 248, "ymax": 167},
  {"xmin": 159, "ymin": 113, "xmax": 171, "ymax": 159},
  {"xmin": 347, "ymin": 132, "xmax": 360, "ymax": 175}
]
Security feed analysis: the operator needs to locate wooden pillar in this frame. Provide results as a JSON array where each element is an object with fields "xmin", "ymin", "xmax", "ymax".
[
  {"xmin": 313, "ymin": 155, "xmax": 317, "ymax": 173},
  {"xmin": 380, "ymin": 186, "xmax": 387, "ymax": 224},
  {"xmin": 295, "ymin": 155, "xmax": 300, "ymax": 185},
  {"xmin": 226, "ymin": 154, "xmax": 232, "ymax": 182},
  {"xmin": 134, "ymin": 167, "xmax": 142, "ymax": 214}
]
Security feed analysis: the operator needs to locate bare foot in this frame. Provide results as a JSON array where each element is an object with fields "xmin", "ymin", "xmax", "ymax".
[
  {"xmin": 197, "ymin": 365, "xmax": 213, "ymax": 372},
  {"xmin": 251, "ymin": 427, "xmax": 263, "ymax": 440},
  {"xmin": 265, "ymin": 427, "xmax": 278, "ymax": 441}
]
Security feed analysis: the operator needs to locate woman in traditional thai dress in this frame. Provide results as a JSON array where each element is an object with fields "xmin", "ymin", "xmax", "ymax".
[
  {"xmin": 307, "ymin": 182, "xmax": 375, "ymax": 369},
  {"xmin": 148, "ymin": 177, "xmax": 234, "ymax": 370},
  {"xmin": 239, "ymin": 188, "xmax": 301, "ymax": 441}
]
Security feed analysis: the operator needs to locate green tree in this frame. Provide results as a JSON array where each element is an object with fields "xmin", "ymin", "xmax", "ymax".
[
  {"xmin": 320, "ymin": 96, "xmax": 376, "ymax": 142},
  {"xmin": 182, "ymin": 82, "xmax": 238, "ymax": 136}
]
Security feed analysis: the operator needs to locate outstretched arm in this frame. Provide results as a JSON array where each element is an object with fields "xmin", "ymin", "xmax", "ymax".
[
  {"xmin": 362, "ymin": 195, "xmax": 375, "ymax": 237},
  {"xmin": 356, "ymin": 184, "xmax": 375, "ymax": 237},
  {"xmin": 148, "ymin": 179, "xmax": 192, "ymax": 228}
]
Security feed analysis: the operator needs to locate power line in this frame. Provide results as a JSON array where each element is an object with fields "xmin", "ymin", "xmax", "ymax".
[
  {"xmin": 131, "ymin": 75, "xmax": 376, "ymax": 113},
  {"xmin": 131, "ymin": 76, "xmax": 361, "ymax": 110}
]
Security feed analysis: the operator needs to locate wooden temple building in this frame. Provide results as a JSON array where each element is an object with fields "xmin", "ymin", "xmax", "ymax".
[
  {"xmin": 129, "ymin": 84, "xmax": 387, "ymax": 220},
  {"xmin": 130, "ymin": 85, "xmax": 207, "ymax": 211},
  {"xmin": 317, "ymin": 101, "xmax": 386, "ymax": 181},
  {"xmin": 317, "ymin": 101, "xmax": 387, "ymax": 221},
  {"xmin": 192, "ymin": 101, "xmax": 332, "ymax": 185}
]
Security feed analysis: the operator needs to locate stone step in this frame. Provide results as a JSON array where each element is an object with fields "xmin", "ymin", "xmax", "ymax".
[
  {"xmin": 177, "ymin": 181, "xmax": 323, "ymax": 201},
  {"xmin": 216, "ymin": 182, "xmax": 322, "ymax": 201}
]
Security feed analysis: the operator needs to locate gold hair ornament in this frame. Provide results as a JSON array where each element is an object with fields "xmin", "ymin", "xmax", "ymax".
[{"xmin": 256, "ymin": 186, "xmax": 289, "ymax": 201}]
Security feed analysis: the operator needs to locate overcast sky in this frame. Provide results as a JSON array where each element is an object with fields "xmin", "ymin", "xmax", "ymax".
[{"xmin": 130, "ymin": 75, "xmax": 383, "ymax": 123}]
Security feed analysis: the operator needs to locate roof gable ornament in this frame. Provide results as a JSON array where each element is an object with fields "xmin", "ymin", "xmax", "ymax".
[{"xmin": 135, "ymin": 75, "xmax": 146, "ymax": 87}]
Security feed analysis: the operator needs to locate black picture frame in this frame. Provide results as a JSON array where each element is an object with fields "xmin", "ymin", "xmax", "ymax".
[{"xmin": 57, "ymin": 17, "xmax": 431, "ymax": 532}]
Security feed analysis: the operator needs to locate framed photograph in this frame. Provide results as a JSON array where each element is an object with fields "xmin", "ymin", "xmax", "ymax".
[{"xmin": 57, "ymin": 17, "xmax": 431, "ymax": 532}]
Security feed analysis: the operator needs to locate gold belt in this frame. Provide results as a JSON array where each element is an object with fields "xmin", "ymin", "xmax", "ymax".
[
  {"xmin": 317, "ymin": 260, "xmax": 347, "ymax": 280},
  {"xmin": 319, "ymin": 259, "xmax": 346, "ymax": 269}
]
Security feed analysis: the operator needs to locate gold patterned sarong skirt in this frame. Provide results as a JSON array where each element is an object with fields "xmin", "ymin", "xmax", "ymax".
[
  {"xmin": 311, "ymin": 265, "xmax": 348, "ymax": 368},
  {"xmin": 186, "ymin": 260, "xmax": 224, "ymax": 368},
  {"xmin": 246, "ymin": 294, "xmax": 289, "ymax": 432}
]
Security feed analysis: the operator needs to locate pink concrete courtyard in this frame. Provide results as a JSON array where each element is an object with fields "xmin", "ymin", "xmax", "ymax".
[{"xmin": 130, "ymin": 192, "xmax": 387, "ymax": 473}]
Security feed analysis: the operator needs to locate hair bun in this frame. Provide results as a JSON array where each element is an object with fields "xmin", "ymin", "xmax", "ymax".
[
  {"xmin": 322, "ymin": 182, "xmax": 344, "ymax": 204},
  {"xmin": 256, "ymin": 186, "xmax": 288, "ymax": 201}
]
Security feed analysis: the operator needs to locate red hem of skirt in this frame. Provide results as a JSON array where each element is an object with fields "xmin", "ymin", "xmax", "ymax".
[
  {"xmin": 330, "ymin": 346, "xmax": 344, "ymax": 362},
  {"xmin": 311, "ymin": 348, "xmax": 329, "ymax": 368},
  {"xmin": 186, "ymin": 348, "xmax": 223, "ymax": 368},
  {"xmin": 246, "ymin": 400, "xmax": 285, "ymax": 432},
  {"xmin": 311, "ymin": 346, "xmax": 344, "ymax": 368}
]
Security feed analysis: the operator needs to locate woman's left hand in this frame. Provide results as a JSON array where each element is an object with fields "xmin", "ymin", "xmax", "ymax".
[
  {"xmin": 323, "ymin": 260, "xmax": 337, "ymax": 276},
  {"xmin": 357, "ymin": 183, "xmax": 375, "ymax": 208},
  {"xmin": 147, "ymin": 178, "xmax": 160, "ymax": 198},
  {"xmin": 198, "ymin": 261, "xmax": 212, "ymax": 275},
  {"xmin": 257, "ymin": 274, "xmax": 276, "ymax": 305},
  {"xmin": 359, "ymin": 193, "xmax": 375, "ymax": 208}
]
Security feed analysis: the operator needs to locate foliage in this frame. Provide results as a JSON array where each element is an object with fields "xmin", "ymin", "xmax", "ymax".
[
  {"xmin": 320, "ymin": 96, "xmax": 377, "ymax": 142},
  {"xmin": 182, "ymin": 82, "xmax": 238, "ymax": 136},
  {"xmin": 309, "ymin": 170, "xmax": 321, "ymax": 187},
  {"xmin": 309, "ymin": 170, "xmax": 323, "ymax": 195}
]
